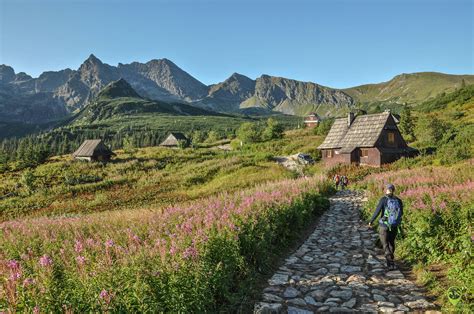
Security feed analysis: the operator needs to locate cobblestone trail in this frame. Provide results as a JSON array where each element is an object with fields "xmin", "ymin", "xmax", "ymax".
[{"xmin": 255, "ymin": 190, "xmax": 438, "ymax": 313}]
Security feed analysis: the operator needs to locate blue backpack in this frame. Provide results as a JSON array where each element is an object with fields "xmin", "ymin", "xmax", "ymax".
[{"xmin": 381, "ymin": 197, "xmax": 402, "ymax": 230}]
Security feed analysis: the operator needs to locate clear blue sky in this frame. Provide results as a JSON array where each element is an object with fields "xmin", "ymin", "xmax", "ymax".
[{"xmin": 0, "ymin": 0, "xmax": 472, "ymax": 88}]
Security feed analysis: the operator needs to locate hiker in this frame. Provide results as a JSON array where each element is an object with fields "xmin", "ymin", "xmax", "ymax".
[
  {"xmin": 341, "ymin": 175, "xmax": 349, "ymax": 189},
  {"xmin": 368, "ymin": 184, "xmax": 403, "ymax": 270},
  {"xmin": 333, "ymin": 174, "xmax": 340, "ymax": 190}
]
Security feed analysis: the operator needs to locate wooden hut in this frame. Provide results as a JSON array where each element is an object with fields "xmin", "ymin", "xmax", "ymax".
[
  {"xmin": 72, "ymin": 139, "xmax": 115, "ymax": 162},
  {"xmin": 317, "ymin": 111, "xmax": 417, "ymax": 167},
  {"xmin": 304, "ymin": 112, "xmax": 321, "ymax": 128},
  {"xmin": 160, "ymin": 132, "xmax": 190, "ymax": 148}
]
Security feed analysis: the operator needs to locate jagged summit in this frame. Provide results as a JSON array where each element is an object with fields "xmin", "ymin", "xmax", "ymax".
[
  {"xmin": 97, "ymin": 78, "xmax": 141, "ymax": 99},
  {"xmin": 0, "ymin": 65, "xmax": 16, "ymax": 82},
  {"xmin": 85, "ymin": 53, "xmax": 102, "ymax": 63}
]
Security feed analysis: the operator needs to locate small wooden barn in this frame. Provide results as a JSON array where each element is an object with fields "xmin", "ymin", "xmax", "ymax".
[
  {"xmin": 304, "ymin": 112, "xmax": 321, "ymax": 128},
  {"xmin": 317, "ymin": 111, "xmax": 417, "ymax": 167},
  {"xmin": 160, "ymin": 132, "xmax": 190, "ymax": 148},
  {"xmin": 72, "ymin": 139, "xmax": 115, "ymax": 162}
]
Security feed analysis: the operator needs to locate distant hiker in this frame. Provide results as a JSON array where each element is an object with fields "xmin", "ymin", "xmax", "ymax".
[
  {"xmin": 333, "ymin": 174, "xmax": 340, "ymax": 190},
  {"xmin": 368, "ymin": 184, "xmax": 403, "ymax": 270},
  {"xmin": 341, "ymin": 175, "xmax": 349, "ymax": 189}
]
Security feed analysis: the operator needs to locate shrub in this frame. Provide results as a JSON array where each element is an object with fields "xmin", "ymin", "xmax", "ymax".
[
  {"xmin": 261, "ymin": 118, "xmax": 284, "ymax": 141},
  {"xmin": 313, "ymin": 118, "xmax": 334, "ymax": 136},
  {"xmin": 414, "ymin": 115, "xmax": 452, "ymax": 148},
  {"xmin": 436, "ymin": 126, "xmax": 473, "ymax": 165},
  {"xmin": 20, "ymin": 170, "xmax": 36, "ymax": 195},
  {"xmin": 236, "ymin": 122, "xmax": 261, "ymax": 144}
]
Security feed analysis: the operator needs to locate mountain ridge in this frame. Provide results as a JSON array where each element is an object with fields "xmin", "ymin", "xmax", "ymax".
[{"xmin": 1, "ymin": 56, "xmax": 473, "ymax": 124}]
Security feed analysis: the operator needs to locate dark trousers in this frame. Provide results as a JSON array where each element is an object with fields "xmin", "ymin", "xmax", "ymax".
[{"xmin": 379, "ymin": 227, "xmax": 397, "ymax": 265}]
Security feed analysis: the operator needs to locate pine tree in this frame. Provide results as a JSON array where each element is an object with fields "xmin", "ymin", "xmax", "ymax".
[{"xmin": 399, "ymin": 104, "xmax": 416, "ymax": 142}]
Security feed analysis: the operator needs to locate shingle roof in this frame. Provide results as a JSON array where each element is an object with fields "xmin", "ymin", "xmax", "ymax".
[
  {"xmin": 170, "ymin": 132, "xmax": 188, "ymax": 141},
  {"xmin": 317, "ymin": 112, "xmax": 394, "ymax": 150},
  {"xmin": 160, "ymin": 132, "xmax": 189, "ymax": 146},
  {"xmin": 72, "ymin": 140, "xmax": 114, "ymax": 157},
  {"xmin": 317, "ymin": 118, "xmax": 349, "ymax": 149},
  {"xmin": 338, "ymin": 112, "xmax": 391, "ymax": 148}
]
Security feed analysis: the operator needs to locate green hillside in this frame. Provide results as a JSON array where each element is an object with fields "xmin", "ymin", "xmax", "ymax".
[
  {"xmin": 72, "ymin": 79, "xmax": 222, "ymax": 124},
  {"xmin": 0, "ymin": 128, "xmax": 323, "ymax": 221},
  {"xmin": 344, "ymin": 72, "xmax": 474, "ymax": 105}
]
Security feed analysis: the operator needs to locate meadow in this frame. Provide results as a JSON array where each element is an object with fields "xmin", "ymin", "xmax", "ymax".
[
  {"xmin": 0, "ymin": 129, "xmax": 324, "ymax": 222},
  {"xmin": 1, "ymin": 170, "xmax": 332, "ymax": 311}
]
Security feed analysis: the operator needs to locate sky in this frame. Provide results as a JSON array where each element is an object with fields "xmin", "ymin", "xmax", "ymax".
[{"xmin": 0, "ymin": 0, "xmax": 472, "ymax": 88}]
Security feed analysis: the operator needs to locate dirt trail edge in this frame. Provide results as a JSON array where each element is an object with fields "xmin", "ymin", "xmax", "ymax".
[{"xmin": 254, "ymin": 190, "xmax": 439, "ymax": 313}]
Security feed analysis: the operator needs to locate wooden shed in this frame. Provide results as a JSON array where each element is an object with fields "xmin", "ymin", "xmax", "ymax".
[
  {"xmin": 72, "ymin": 139, "xmax": 115, "ymax": 162},
  {"xmin": 159, "ymin": 132, "xmax": 190, "ymax": 148},
  {"xmin": 317, "ymin": 111, "xmax": 417, "ymax": 167}
]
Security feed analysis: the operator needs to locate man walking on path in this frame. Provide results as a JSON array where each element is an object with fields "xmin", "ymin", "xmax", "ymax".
[
  {"xmin": 333, "ymin": 174, "xmax": 340, "ymax": 190},
  {"xmin": 369, "ymin": 184, "xmax": 403, "ymax": 270}
]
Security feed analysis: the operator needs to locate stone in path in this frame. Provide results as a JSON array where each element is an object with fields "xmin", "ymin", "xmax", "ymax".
[{"xmin": 254, "ymin": 190, "xmax": 439, "ymax": 313}]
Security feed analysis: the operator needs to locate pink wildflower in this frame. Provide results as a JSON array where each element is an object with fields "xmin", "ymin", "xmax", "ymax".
[
  {"xmin": 99, "ymin": 289, "xmax": 113, "ymax": 305},
  {"xmin": 33, "ymin": 306, "xmax": 40, "ymax": 314},
  {"xmin": 7, "ymin": 259, "xmax": 19, "ymax": 269},
  {"xmin": 23, "ymin": 278, "xmax": 35, "ymax": 287},
  {"xmin": 105, "ymin": 239, "xmax": 115, "ymax": 248},
  {"xmin": 39, "ymin": 255, "xmax": 53, "ymax": 268},
  {"xmin": 7, "ymin": 259, "xmax": 22, "ymax": 281},
  {"xmin": 183, "ymin": 246, "xmax": 198, "ymax": 259},
  {"xmin": 74, "ymin": 240, "xmax": 84, "ymax": 253},
  {"xmin": 76, "ymin": 255, "xmax": 86, "ymax": 265},
  {"xmin": 99, "ymin": 289, "xmax": 109, "ymax": 299},
  {"xmin": 169, "ymin": 245, "xmax": 177, "ymax": 255}
]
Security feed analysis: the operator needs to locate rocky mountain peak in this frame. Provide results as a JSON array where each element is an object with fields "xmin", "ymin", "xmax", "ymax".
[
  {"xmin": 15, "ymin": 72, "xmax": 33, "ymax": 82},
  {"xmin": 85, "ymin": 54, "xmax": 102, "ymax": 64},
  {"xmin": 0, "ymin": 65, "xmax": 16, "ymax": 83},
  {"xmin": 227, "ymin": 72, "xmax": 253, "ymax": 82},
  {"xmin": 97, "ymin": 78, "xmax": 141, "ymax": 99}
]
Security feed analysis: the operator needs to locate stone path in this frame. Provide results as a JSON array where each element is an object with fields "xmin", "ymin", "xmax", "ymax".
[{"xmin": 254, "ymin": 190, "xmax": 438, "ymax": 313}]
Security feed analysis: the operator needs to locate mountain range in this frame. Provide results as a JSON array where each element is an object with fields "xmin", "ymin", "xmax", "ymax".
[
  {"xmin": 1, "ymin": 54, "xmax": 473, "ymax": 124},
  {"xmin": 70, "ymin": 78, "xmax": 221, "ymax": 126}
]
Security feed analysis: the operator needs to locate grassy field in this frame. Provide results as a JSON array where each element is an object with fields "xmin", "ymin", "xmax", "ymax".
[{"xmin": 0, "ymin": 128, "xmax": 324, "ymax": 222}]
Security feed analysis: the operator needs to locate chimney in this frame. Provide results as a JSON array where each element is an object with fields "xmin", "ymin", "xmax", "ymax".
[{"xmin": 348, "ymin": 112, "xmax": 355, "ymax": 127}]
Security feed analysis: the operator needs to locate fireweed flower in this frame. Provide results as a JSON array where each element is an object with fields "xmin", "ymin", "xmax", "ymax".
[
  {"xmin": 100, "ymin": 289, "xmax": 109, "ymax": 299},
  {"xmin": 105, "ymin": 239, "xmax": 115, "ymax": 248},
  {"xmin": 74, "ymin": 240, "xmax": 84, "ymax": 253},
  {"xmin": 23, "ymin": 278, "xmax": 35, "ymax": 287},
  {"xmin": 99, "ymin": 289, "xmax": 113, "ymax": 305},
  {"xmin": 7, "ymin": 259, "xmax": 19, "ymax": 269},
  {"xmin": 39, "ymin": 255, "xmax": 53, "ymax": 268},
  {"xmin": 7, "ymin": 259, "xmax": 22, "ymax": 281},
  {"xmin": 76, "ymin": 255, "xmax": 86, "ymax": 265},
  {"xmin": 183, "ymin": 246, "xmax": 198, "ymax": 259}
]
